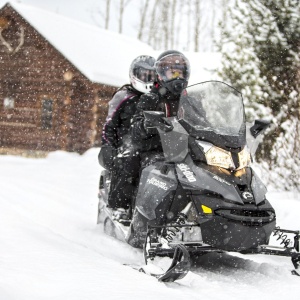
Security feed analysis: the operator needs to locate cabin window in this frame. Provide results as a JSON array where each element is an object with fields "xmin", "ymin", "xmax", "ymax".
[
  {"xmin": 41, "ymin": 98, "xmax": 53, "ymax": 130},
  {"xmin": 3, "ymin": 97, "xmax": 14, "ymax": 109}
]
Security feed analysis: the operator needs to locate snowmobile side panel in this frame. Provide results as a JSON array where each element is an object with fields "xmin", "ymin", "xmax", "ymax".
[
  {"xmin": 176, "ymin": 156, "xmax": 243, "ymax": 204},
  {"xmin": 135, "ymin": 164, "xmax": 178, "ymax": 220},
  {"xmin": 251, "ymin": 169, "xmax": 268, "ymax": 204},
  {"xmin": 158, "ymin": 117, "xmax": 189, "ymax": 162}
]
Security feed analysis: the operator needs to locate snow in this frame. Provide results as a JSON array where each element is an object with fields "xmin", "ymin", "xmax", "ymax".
[
  {"xmin": 0, "ymin": 1, "xmax": 299, "ymax": 298},
  {"xmin": 0, "ymin": 149, "xmax": 299, "ymax": 300}
]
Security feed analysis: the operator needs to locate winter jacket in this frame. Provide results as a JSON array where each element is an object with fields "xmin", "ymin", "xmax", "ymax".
[
  {"xmin": 102, "ymin": 84, "xmax": 142, "ymax": 149},
  {"xmin": 131, "ymin": 83, "xmax": 181, "ymax": 152}
]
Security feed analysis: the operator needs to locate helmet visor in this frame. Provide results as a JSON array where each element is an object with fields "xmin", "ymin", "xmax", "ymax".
[
  {"xmin": 155, "ymin": 54, "xmax": 190, "ymax": 82},
  {"xmin": 132, "ymin": 67, "xmax": 156, "ymax": 83}
]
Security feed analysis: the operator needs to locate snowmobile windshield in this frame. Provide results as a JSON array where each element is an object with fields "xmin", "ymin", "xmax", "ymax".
[{"xmin": 178, "ymin": 81, "xmax": 245, "ymax": 145}]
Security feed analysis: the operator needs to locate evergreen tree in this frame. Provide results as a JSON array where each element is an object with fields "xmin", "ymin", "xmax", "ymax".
[{"xmin": 218, "ymin": 0, "xmax": 300, "ymax": 191}]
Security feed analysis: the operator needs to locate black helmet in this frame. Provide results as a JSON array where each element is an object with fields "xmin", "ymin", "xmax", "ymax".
[
  {"xmin": 129, "ymin": 55, "xmax": 156, "ymax": 93},
  {"xmin": 155, "ymin": 50, "xmax": 190, "ymax": 95}
]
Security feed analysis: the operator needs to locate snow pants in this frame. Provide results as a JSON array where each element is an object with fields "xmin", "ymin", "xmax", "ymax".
[{"xmin": 107, "ymin": 151, "xmax": 140, "ymax": 209}]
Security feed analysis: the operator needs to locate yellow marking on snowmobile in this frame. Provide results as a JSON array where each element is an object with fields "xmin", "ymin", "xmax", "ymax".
[{"xmin": 202, "ymin": 205, "xmax": 212, "ymax": 214}]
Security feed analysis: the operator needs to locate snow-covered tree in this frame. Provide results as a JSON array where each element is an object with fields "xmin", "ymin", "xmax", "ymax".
[{"xmin": 218, "ymin": 0, "xmax": 300, "ymax": 191}]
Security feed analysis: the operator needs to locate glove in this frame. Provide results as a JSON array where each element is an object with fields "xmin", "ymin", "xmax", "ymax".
[
  {"xmin": 98, "ymin": 144, "xmax": 117, "ymax": 171},
  {"xmin": 143, "ymin": 111, "xmax": 173, "ymax": 134}
]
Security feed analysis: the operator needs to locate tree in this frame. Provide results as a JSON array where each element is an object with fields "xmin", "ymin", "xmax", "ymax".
[
  {"xmin": 118, "ymin": 0, "xmax": 124, "ymax": 33},
  {"xmin": 147, "ymin": 0, "xmax": 159, "ymax": 47},
  {"xmin": 194, "ymin": 0, "xmax": 201, "ymax": 51},
  {"xmin": 105, "ymin": 0, "xmax": 111, "ymax": 29},
  {"xmin": 137, "ymin": 0, "xmax": 150, "ymax": 40},
  {"xmin": 97, "ymin": 0, "xmax": 226, "ymax": 53},
  {"xmin": 170, "ymin": 0, "xmax": 177, "ymax": 48},
  {"xmin": 161, "ymin": 0, "xmax": 170, "ymax": 49},
  {"xmin": 218, "ymin": 0, "xmax": 300, "ymax": 191},
  {"xmin": 118, "ymin": 0, "xmax": 131, "ymax": 34}
]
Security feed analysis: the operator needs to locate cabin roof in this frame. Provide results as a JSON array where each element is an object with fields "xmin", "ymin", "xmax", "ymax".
[{"xmin": 1, "ymin": 2, "xmax": 154, "ymax": 87}]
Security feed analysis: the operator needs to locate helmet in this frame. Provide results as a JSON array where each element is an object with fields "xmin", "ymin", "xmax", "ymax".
[
  {"xmin": 155, "ymin": 50, "xmax": 190, "ymax": 95},
  {"xmin": 129, "ymin": 55, "xmax": 156, "ymax": 93}
]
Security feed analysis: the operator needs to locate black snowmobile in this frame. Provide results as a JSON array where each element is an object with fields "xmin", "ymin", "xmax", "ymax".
[{"xmin": 98, "ymin": 81, "xmax": 300, "ymax": 282}]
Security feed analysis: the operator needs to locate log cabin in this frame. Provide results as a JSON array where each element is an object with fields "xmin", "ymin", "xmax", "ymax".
[{"xmin": 0, "ymin": 2, "xmax": 154, "ymax": 155}]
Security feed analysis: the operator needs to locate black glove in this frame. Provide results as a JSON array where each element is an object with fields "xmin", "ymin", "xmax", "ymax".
[
  {"xmin": 98, "ymin": 144, "xmax": 117, "ymax": 171},
  {"xmin": 143, "ymin": 111, "xmax": 173, "ymax": 133},
  {"xmin": 145, "ymin": 119, "xmax": 173, "ymax": 132}
]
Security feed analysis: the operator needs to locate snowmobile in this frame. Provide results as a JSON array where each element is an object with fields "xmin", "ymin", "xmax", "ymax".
[{"xmin": 97, "ymin": 81, "xmax": 300, "ymax": 282}]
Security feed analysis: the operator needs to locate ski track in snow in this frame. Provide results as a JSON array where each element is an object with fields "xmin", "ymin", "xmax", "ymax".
[{"xmin": 0, "ymin": 148, "xmax": 299, "ymax": 300}]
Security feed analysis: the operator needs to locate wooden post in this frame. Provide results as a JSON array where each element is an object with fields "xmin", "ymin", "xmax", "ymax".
[
  {"xmin": 89, "ymin": 86, "xmax": 99, "ymax": 147},
  {"xmin": 62, "ymin": 70, "xmax": 73, "ymax": 151}
]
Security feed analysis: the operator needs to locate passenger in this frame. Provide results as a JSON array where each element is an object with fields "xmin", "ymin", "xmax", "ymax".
[{"xmin": 98, "ymin": 55, "xmax": 156, "ymax": 219}]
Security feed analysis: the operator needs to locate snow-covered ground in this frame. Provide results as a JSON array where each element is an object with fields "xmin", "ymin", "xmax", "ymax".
[{"xmin": 0, "ymin": 149, "xmax": 299, "ymax": 300}]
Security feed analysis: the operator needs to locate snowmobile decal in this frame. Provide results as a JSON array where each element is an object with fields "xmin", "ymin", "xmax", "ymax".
[
  {"xmin": 146, "ymin": 177, "xmax": 168, "ymax": 190},
  {"xmin": 177, "ymin": 163, "xmax": 196, "ymax": 182},
  {"xmin": 212, "ymin": 175, "xmax": 231, "ymax": 186}
]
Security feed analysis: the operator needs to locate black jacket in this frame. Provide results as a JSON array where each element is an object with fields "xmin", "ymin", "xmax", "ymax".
[
  {"xmin": 102, "ymin": 84, "xmax": 142, "ymax": 148},
  {"xmin": 131, "ymin": 83, "xmax": 180, "ymax": 152}
]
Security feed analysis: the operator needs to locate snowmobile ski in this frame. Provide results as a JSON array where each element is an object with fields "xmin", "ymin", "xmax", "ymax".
[
  {"xmin": 128, "ymin": 244, "xmax": 191, "ymax": 282},
  {"xmin": 143, "ymin": 227, "xmax": 192, "ymax": 282},
  {"xmin": 156, "ymin": 244, "xmax": 191, "ymax": 282}
]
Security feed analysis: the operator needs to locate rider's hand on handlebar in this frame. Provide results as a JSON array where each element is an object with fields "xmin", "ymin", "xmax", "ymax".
[{"xmin": 144, "ymin": 118, "xmax": 173, "ymax": 133}]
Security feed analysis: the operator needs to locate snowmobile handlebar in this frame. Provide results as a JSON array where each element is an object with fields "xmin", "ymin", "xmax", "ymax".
[{"xmin": 143, "ymin": 111, "xmax": 173, "ymax": 132}]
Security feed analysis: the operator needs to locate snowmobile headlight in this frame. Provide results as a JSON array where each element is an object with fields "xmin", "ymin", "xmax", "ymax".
[
  {"xmin": 205, "ymin": 146, "xmax": 235, "ymax": 170},
  {"xmin": 237, "ymin": 147, "xmax": 251, "ymax": 169}
]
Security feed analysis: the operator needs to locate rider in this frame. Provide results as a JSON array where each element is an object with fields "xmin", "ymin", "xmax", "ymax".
[
  {"xmin": 99, "ymin": 55, "xmax": 156, "ymax": 217},
  {"xmin": 131, "ymin": 50, "xmax": 191, "ymax": 165},
  {"xmin": 126, "ymin": 50, "xmax": 190, "ymax": 247}
]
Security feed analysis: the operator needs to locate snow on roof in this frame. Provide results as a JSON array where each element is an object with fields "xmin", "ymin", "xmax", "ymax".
[
  {"xmin": 1, "ymin": 1, "xmax": 221, "ymax": 87},
  {"xmin": 4, "ymin": 1, "xmax": 155, "ymax": 87}
]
